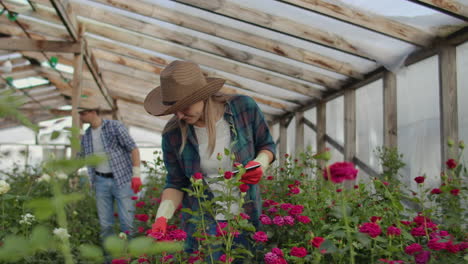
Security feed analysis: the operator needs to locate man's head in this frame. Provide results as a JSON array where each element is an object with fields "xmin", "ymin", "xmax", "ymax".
[
  {"xmin": 78, "ymin": 102, "xmax": 100, "ymax": 124},
  {"xmin": 144, "ymin": 60, "xmax": 225, "ymax": 118}
]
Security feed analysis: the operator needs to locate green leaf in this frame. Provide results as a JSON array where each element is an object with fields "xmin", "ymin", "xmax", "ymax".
[
  {"xmin": 128, "ymin": 237, "xmax": 154, "ymax": 257},
  {"xmin": 148, "ymin": 241, "xmax": 184, "ymax": 254},
  {"xmin": 26, "ymin": 198, "xmax": 54, "ymax": 220},
  {"xmin": 224, "ymin": 148, "xmax": 230, "ymax": 156},
  {"xmin": 355, "ymin": 232, "xmax": 371, "ymax": 247},
  {"xmin": 50, "ymin": 131, "xmax": 61, "ymax": 140},
  {"xmin": 79, "ymin": 244, "xmax": 104, "ymax": 262},
  {"xmin": 30, "ymin": 226, "xmax": 52, "ymax": 252},
  {"xmin": 103, "ymin": 236, "xmax": 126, "ymax": 258},
  {"xmin": 319, "ymin": 239, "xmax": 337, "ymax": 254},
  {"xmin": 0, "ymin": 235, "xmax": 31, "ymax": 261}
]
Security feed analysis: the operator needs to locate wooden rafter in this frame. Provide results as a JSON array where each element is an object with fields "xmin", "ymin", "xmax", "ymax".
[
  {"xmin": 175, "ymin": 0, "xmax": 374, "ymax": 60},
  {"xmin": 407, "ymin": 0, "xmax": 468, "ymax": 21},
  {"xmin": 0, "ymin": 38, "xmax": 82, "ymax": 52},
  {"xmin": 92, "ymin": 0, "xmax": 364, "ymax": 79},
  {"xmin": 48, "ymin": 0, "xmax": 115, "ymax": 111},
  {"xmin": 280, "ymin": 0, "xmax": 434, "ymax": 46},
  {"xmin": 70, "ymin": 3, "xmax": 343, "ymax": 89}
]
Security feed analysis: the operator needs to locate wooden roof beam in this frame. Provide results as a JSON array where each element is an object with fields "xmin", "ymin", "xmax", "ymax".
[
  {"xmin": 175, "ymin": 0, "xmax": 374, "ymax": 60},
  {"xmin": 280, "ymin": 0, "xmax": 434, "ymax": 46},
  {"xmin": 69, "ymin": 3, "xmax": 342, "ymax": 89},
  {"xmin": 406, "ymin": 0, "xmax": 468, "ymax": 21},
  {"xmin": 92, "ymin": 0, "xmax": 364, "ymax": 79},
  {"xmin": 49, "ymin": 0, "xmax": 115, "ymax": 111},
  {"xmin": 0, "ymin": 38, "xmax": 82, "ymax": 52}
]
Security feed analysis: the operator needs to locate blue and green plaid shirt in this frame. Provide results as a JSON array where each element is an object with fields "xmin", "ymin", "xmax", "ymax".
[
  {"xmin": 80, "ymin": 119, "xmax": 137, "ymax": 188},
  {"xmin": 161, "ymin": 95, "xmax": 276, "ymax": 251}
]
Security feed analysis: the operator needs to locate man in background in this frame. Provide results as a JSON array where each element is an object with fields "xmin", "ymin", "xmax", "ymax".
[{"xmin": 78, "ymin": 102, "xmax": 142, "ymax": 245}]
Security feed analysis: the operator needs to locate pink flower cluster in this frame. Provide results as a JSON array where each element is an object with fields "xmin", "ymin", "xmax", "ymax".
[
  {"xmin": 264, "ymin": 248, "xmax": 287, "ymax": 264},
  {"xmin": 323, "ymin": 162, "xmax": 358, "ymax": 183},
  {"xmin": 147, "ymin": 225, "xmax": 187, "ymax": 241},
  {"xmin": 260, "ymin": 201, "xmax": 311, "ymax": 227},
  {"xmin": 359, "ymin": 222, "xmax": 382, "ymax": 238}
]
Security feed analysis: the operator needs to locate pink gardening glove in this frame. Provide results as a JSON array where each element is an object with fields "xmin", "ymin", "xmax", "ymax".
[{"xmin": 240, "ymin": 161, "xmax": 263, "ymax": 184}]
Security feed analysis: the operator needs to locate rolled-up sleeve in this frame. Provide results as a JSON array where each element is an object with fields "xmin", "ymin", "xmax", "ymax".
[
  {"xmin": 115, "ymin": 122, "xmax": 137, "ymax": 152},
  {"xmin": 162, "ymin": 133, "xmax": 190, "ymax": 190},
  {"xmin": 246, "ymin": 97, "xmax": 276, "ymax": 161}
]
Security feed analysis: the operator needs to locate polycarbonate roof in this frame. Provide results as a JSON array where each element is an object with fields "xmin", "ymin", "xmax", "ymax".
[{"xmin": 0, "ymin": 0, "xmax": 467, "ymax": 132}]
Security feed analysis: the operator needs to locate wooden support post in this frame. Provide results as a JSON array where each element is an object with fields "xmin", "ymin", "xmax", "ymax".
[
  {"xmin": 383, "ymin": 71, "xmax": 398, "ymax": 148},
  {"xmin": 344, "ymin": 89, "xmax": 356, "ymax": 188},
  {"xmin": 316, "ymin": 101, "xmax": 326, "ymax": 167},
  {"xmin": 71, "ymin": 25, "xmax": 85, "ymax": 157},
  {"xmin": 279, "ymin": 118, "xmax": 289, "ymax": 165},
  {"xmin": 439, "ymin": 45, "xmax": 458, "ymax": 164},
  {"xmin": 295, "ymin": 111, "xmax": 304, "ymax": 156}
]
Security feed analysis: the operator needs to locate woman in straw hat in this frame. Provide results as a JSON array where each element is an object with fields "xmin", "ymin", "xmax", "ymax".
[{"xmin": 144, "ymin": 60, "xmax": 276, "ymax": 262}]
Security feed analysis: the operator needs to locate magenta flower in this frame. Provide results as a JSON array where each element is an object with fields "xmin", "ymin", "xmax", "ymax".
[
  {"xmin": 446, "ymin": 158, "xmax": 457, "ymax": 169},
  {"xmin": 410, "ymin": 226, "xmax": 427, "ymax": 237},
  {"xmin": 273, "ymin": 216, "xmax": 285, "ymax": 226},
  {"xmin": 135, "ymin": 214, "xmax": 149, "ymax": 222},
  {"xmin": 414, "ymin": 250, "xmax": 430, "ymax": 264},
  {"xmin": 252, "ymin": 231, "xmax": 268, "ymax": 243},
  {"xmin": 283, "ymin": 215, "xmax": 295, "ymax": 226},
  {"xmin": 289, "ymin": 205, "xmax": 304, "ymax": 215},
  {"xmin": 192, "ymin": 172, "xmax": 203, "ymax": 180},
  {"xmin": 271, "ymin": 248, "xmax": 284, "ymax": 257},
  {"xmin": 386, "ymin": 226, "xmax": 401, "ymax": 236},
  {"xmin": 296, "ymin": 215, "xmax": 311, "ymax": 224},
  {"xmin": 431, "ymin": 188, "xmax": 442, "ymax": 194},
  {"xmin": 312, "ymin": 237, "xmax": 325, "ymax": 248},
  {"xmin": 239, "ymin": 213, "xmax": 250, "ymax": 220},
  {"xmin": 136, "ymin": 201, "xmax": 146, "ymax": 208},
  {"xmin": 260, "ymin": 215, "xmax": 272, "ymax": 225},
  {"xmin": 428, "ymin": 238, "xmax": 446, "ymax": 251},
  {"xmin": 405, "ymin": 243, "xmax": 423, "ymax": 255},
  {"xmin": 290, "ymin": 246, "xmax": 307, "ymax": 258},
  {"xmin": 450, "ymin": 189, "xmax": 460, "ymax": 196},
  {"xmin": 359, "ymin": 222, "xmax": 382, "ymax": 238},
  {"xmin": 323, "ymin": 162, "xmax": 358, "ymax": 183},
  {"xmin": 167, "ymin": 229, "xmax": 187, "ymax": 241},
  {"xmin": 264, "ymin": 252, "xmax": 279, "ymax": 264}
]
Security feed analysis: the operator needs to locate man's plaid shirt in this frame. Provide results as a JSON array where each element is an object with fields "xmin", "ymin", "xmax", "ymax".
[
  {"xmin": 80, "ymin": 119, "xmax": 137, "ymax": 188},
  {"xmin": 161, "ymin": 95, "xmax": 276, "ymax": 251}
]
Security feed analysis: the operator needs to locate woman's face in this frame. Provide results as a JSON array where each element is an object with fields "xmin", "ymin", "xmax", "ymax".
[{"xmin": 175, "ymin": 100, "xmax": 205, "ymax": 126}]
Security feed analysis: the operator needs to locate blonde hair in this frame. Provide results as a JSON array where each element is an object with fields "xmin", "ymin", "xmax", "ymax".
[{"xmin": 164, "ymin": 93, "xmax": 231, "ymax": 156}]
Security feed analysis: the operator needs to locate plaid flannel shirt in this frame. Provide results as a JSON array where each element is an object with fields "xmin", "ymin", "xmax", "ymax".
[
  {"xmin": 161, "ymin": 95, "xmax": 276, "ymax": 251},
  {"xmin": 80, "ymin": 119, "xmax": 137, "ymax": 188}
]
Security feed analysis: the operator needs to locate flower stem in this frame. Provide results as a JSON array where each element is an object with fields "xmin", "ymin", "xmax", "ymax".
[
  {"xmin": 51, "ymin": 179, "xmax": 74, "ymax": 264},
  {"xmin": 195, "ymin": 184, "xmax": 215, "ymax": 263},
  {"xmin": 341, "ymin": 190, "xmax": 355, "ymax": 264}
]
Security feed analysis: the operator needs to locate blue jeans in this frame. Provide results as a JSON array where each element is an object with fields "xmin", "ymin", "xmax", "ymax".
[{"xmin": 94, "ymin": 175, "xmax": 135, "ymax": 241}]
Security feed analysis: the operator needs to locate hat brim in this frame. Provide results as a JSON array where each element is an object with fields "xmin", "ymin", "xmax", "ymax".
[{"xmin": 144, "ymin": 77, "xmax": 225, "ymax": 116}]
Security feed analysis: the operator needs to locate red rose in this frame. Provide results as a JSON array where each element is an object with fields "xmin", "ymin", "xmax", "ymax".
[
  {"xmin": 405, "ymin": 243, "xmax": 423, "ymax": 255},
  {"xmin": 312, "ymin": 237, "xmax": 325, "ymax": 248},
  {"xmin": 266, "ymin": 176, "xmax": 274, "ymax": 180},
  {"xmin": 414, "ymin": 176, "xmax": 425, "ymax": 184},
  {"xmin": 431, "ymin": 188, "xmax": 442, "ymax": 194},
  {"xmin": 290, "ymin": 246, "xmax": 307, "ymax": 258},
  {"xmin": 323, "ymin": 162, "xmax": 358, "ymax": 183},
  {"xmin": 224, "ymin": 171, "xmax": 233, "ymax": 180},
  {"xmin": 359, "ymin": 222, "xmax": 382, "ymax": 238},
  {"xmin": 370, "ymin": 216, "xmax": 382, "ymax": 223},
  {"xmin": 192, "ymin": 172, "xmax": 203, "ymax": 180},
  {"xmin": 135, "ymin": 214, "xmax": 149, "ymax": 222},
  {"xmin": 445, "ymin": 159, "xmax": 457, "ymax": 169},
  {"xmin": 239, "ymin": 184, "xmax": 249, "ymax": 193},
  {"xmin": 386, "ymin": 226, "xmax": 401, "ymax": 236},
  {"xmin": 450, "ymin": 189, "xmax": 460, "ymax": 196}
]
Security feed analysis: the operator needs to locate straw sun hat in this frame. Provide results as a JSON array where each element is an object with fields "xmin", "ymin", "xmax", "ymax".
[{"xmin": 144, "ymin": 60, "xmax": 225, "ymax": 116}]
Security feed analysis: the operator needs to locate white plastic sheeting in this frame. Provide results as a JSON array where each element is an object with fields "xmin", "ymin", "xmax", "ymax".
[
  {"xmin": 397, "ymin": 55, "xmax": 441, "ymax": 191},
  {"xmin": 457, "ymin": 42, "xmax": 468, "ymax": 164},
  {"xmin": 356, "ymin": 79, "xmax": 384, "ymax": 182}
]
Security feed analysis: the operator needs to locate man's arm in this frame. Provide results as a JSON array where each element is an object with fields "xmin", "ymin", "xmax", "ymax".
[{"xmin": 131, "ymin": 147, "xmax": 140, "ymax": 167}]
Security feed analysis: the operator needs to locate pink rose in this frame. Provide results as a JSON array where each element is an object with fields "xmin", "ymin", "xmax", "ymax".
[
  {"xmin": 239, "ymin": 184, "xmax": 250, "ymax": 192},
  {"xmin": 192, "ymin": 172, "xmax": 203, "ymax": 180},
  {"xmin": 312, "ymin": 237, "xmax": 325, "ymax": 248},
  {"xmin": 359, "ymin": 222, "xmax": 382, "ymax": 238},
  {"xmin": 290, "ymin": 246, "xmax": 307, "ymax": 258},
  {"xmin": 386, "ymin": 226, "xmax": 401, "ymax": 236},
  {"xmin": 414, "ymin": 250, "xmax": 430, "ymax": 264},
  {"xmin": 323, "ymin": 162, "xmax": 358, "ymax": 183},
  {"xmin": 252, "ymin": 231, "xmax": 268, "ymax": 243},
  {"xmin": 405, "ymin": 243, "xmax": 423, "ymax": 255},
  {"xmin": 296, "ymin": 215, "xmax": 311, "ymax": 224},
  {"xmin": 450, "ymin": 189, "xmax": 460, "ymax": 196}
]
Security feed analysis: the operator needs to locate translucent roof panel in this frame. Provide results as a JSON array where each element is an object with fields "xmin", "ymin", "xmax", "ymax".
[{"xmin": 340, "ymin": 0, "xmax": 467, "ymax": 35}]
